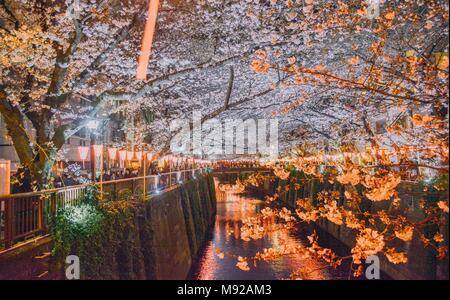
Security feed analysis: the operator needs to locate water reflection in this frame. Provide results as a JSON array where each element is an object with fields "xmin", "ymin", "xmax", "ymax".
[{"xmin": 190, "ymin": 190, "xmax": 349, "ymax": 280}]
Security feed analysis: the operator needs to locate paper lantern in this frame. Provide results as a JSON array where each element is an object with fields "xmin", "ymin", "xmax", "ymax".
[
  {"xmin": 119, "ymin": 150, "xmax": 127, "ymax": 161},
  {"xmin": 78, "ymin": 146, "xmax": 89, "ymax": 161},
  {"xmin": 136, "ymin": 151, "xmax": 144, "ymax": 161},
  {"xmin": 108, "ymin": 147, "xmax": 118, "ymax": 160},
  {"xmin": 93, "ymin": 145, "xmax": 103, "ymax": 157},
  {"xmin": 127, "ymin": 151, "xmax": 135, "ymax": 161},
  {"xmin": 136, "ymin": 0, "xmax": 160, "ymax": 80},
  {"xmin": 78, "ymin": 146, "xmax": 89, "ymax": 168}
]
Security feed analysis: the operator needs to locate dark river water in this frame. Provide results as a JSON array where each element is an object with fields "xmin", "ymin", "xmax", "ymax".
[{"xmin": 189, "ymin": 190, "xmax": 352, "ymax": 280}]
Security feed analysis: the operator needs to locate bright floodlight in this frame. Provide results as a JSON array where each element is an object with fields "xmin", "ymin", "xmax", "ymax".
[{"xmin": 86, "ymin": 119, "xmax": 100, "ymax": 130}]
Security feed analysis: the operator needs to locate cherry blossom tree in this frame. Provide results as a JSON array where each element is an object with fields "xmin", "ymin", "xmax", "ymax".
[
  {"xmin": 1, "ymin": 0, "xmax": 448, "ymax": 194},
  {"xmin": 0, "ymin": 0, "xmax": 150, "ymax": 187},
  {"xmin": 225, "ymin": 0, "xmax": 448, "ymax": 278},
  {"xmin": 0, "ymin": 0, "xmax": 304, "ymax": 187}
]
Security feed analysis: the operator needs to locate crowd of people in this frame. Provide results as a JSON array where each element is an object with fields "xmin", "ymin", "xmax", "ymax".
[
  {"xmin": 52, "ymin": 160, "xmax": 203, "ymax": 188},
  {"xmin": 52, "ymin": 169, "xmax": 141, "ymax": 187},
  {"xmin": 211, "ymin": 160, "xmax": 261, "ymax": 170},
  {"xmin": 12, "ymin": 159, "xmax": 258, "ymax": 191}
]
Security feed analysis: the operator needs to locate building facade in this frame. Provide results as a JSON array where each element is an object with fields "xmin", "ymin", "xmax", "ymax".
[{"xmin": 0, "ymin": 114, "xmax": 122, "ymax": 175}]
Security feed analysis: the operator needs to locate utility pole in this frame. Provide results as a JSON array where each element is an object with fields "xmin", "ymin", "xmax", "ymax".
[{"xmin": 90, "ymin": 133, "xmax": 96, "ymax": 182}]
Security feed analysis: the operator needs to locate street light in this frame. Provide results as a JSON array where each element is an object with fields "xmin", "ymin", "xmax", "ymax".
[
  {"xmin": 85, "ymin": 118, "xmax": 101, "ymax": 183},
  {"xmin": 86, "ymin": 119, "xmax": 101, "ymax": 131},
  {"xmin": 93, "ymin": 144, "xmax": 104, "ymax": 200}
]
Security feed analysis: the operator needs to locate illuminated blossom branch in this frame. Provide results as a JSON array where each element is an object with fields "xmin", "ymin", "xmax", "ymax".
[{"xmin": 234, "ymin": 158, "xmax": 449, "ymax": 278}]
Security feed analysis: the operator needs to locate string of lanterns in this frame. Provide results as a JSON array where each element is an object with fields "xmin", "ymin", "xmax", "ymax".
[
  {"xmin": 278, "ymin": 145, "xmax": 445, "ymax": 166},
  {"xmin": 77, "ymin": 146, "xmax": 212, "ymax": 170}
]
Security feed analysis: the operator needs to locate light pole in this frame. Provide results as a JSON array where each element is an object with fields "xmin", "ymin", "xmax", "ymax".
[
  {"xmin": 86, "ymin": 119, "xmax": 101, "ymax": 183},
  {"xmin": 89, "ymin": 133, "xmax": 96, "ymax": 182},
  {"xmin": 143, "ymin": 152, "xmax": 147, "ymax": 200},
  {"xmin": 93, "ymin": 144, "xmax": 104, "ymax": 199}
]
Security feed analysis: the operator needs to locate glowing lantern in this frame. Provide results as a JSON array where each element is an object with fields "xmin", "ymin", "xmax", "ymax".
[
  {"xmin": 127, "ymin": 151, "xmax": 135, "ymax": 161},
  {"xmin": 78, "ymin": 146, "xmax": 89, "ymax": 160},
  {"xmin": 108, "ymin": 147, "xmax": 118, "ymax": 160},
  {"xmin": 78, "ymin": 146, "xmax": 89, "ymax": 168},
  {"xmin": 93, "ymin": 145, "xmax": 103, "ymax": 157},
  {"xmin": 130, "ymin": 160, "xmax": 141, "ymax": 170},
  {"xmin": 136, "ymin": 151, "xmax": 144, "ymax": 161},
  {"xmin": 136, "ymin": 0, "xmax": 160, "ymax": 80},
  {"xmin": 119, "ymin": 150, "xmax": 127, "ymax": 161}
]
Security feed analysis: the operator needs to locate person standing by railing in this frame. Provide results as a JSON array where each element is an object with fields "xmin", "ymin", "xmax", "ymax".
[{"xmin": 103, "ymin": 170, "xmax": 112, "ymax": 182}]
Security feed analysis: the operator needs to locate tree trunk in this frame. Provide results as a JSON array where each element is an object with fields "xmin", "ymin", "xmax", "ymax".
[
  {"xmin": 25, "ymin": 119, "xmax": 58, "ymax": 190},
  {"xmin": 0, "ymin": 93, "xmax": 59, "ymax": 191}
]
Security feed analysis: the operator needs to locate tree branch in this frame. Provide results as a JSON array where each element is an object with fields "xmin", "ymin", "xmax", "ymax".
[
  {"xmin": 0, "ymin": 0, "xmax": 19, "ymax": 29},
  {"xmin": 47, "ymin": 18, "xmax": 83, "ymax": 102},
  {"xmin": 71, "ymin": 3, "xmax": 148, "ymax": 91},
  {"xmin": 0, "ymin": 86, "xmax": 34, "ymax": 167},
  {"xmin": 224, "ymin": 66, "xmax": 234, "ymax": 109}
]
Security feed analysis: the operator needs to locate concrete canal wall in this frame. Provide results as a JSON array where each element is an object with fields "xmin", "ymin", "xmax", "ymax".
[
  {"xmin": 149, "ymin": 173, "xmax": 217, "ymax": 280},
  {"xmin": 0, "ymin": 173, "xmax": 217, "ymax": 280}
]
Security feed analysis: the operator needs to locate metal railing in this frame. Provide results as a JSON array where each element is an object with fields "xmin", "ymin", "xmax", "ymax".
[
  {"xmin": 0, "ymin": 168, "xmax": 206, "ymax": 250},
  {"xmin": 211, "ymin": 167, "xmax": 271, "ymax": 173}
]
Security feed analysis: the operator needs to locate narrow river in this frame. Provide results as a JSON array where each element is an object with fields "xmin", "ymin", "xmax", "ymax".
[{"xmin": 189, "ymin": 190, "xmax": 351, "ymax": 280}]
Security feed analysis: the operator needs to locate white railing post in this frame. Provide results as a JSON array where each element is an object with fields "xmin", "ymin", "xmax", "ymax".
[{"xmin": 155, "ymin": 174, "xmax": 159, "ymax": 191}]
